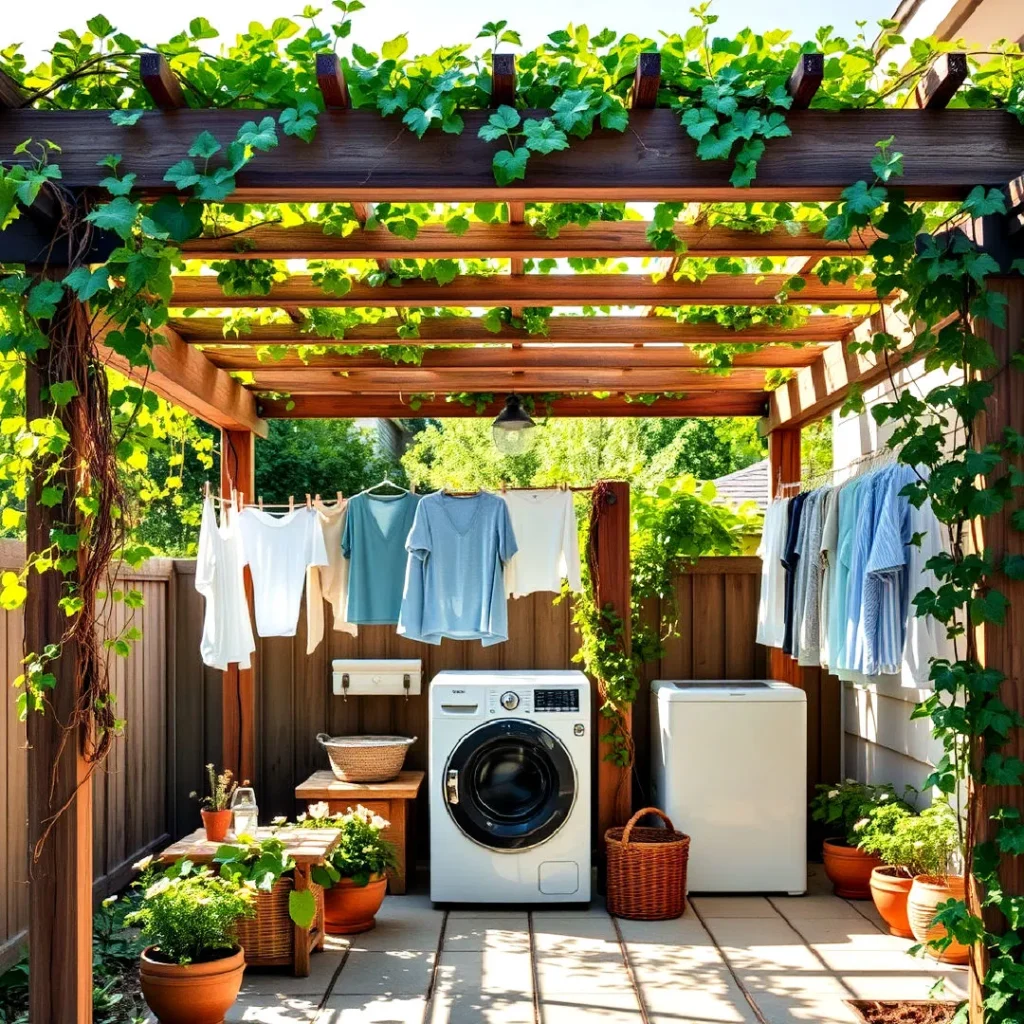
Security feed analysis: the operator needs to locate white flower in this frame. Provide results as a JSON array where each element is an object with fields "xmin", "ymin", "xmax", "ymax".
[
  {"xmin": 144, "ymin": 876, "xmax": 172, "ymax": 899},
  {"xmin": 102, "ymin": 895, "xmax": 118, "ymax": 907},
  {"xmin": 271, "ymin": 815, "xmax": 287, "ymax": 826},
  {"xmin": 879, "ymin": 793, "xmax": 890, "ymax": 802},
  {"xmin": 371, "ymin": 814, "xmax": 389, "ymax": 830},
  {"xmin": 309, "ymin": 801, "xmax": 330, "ymax": 820},
  {"xmin": 296, "ymin": 812, "xmax": 307, "ymax": 823},
  {"xmin": 133, "ymin": 855, "xmax": 154, "ymax": 873},
  {"xmin": 827, "ymin": 790, "xmax": 839, "ymax": 799},
  {"xmin": 853, "ymin": 818, "xmax": 869, "ymax": 832},
  {"xmin": 913, "ymin": 841, "xmax": 924, "ymax": 849}
]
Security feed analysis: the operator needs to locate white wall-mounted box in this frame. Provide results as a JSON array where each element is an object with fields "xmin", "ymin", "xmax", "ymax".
[{"xmin": 331, "ymin": 659, "xmax": 422, "ymax": 698}]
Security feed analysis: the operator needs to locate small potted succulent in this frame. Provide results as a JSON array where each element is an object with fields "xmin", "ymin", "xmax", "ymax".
[
  {"xmin": 191, "ymin": 764, "xmax": 239, "ymax": 842},
  {"xmin": 127, "ymin": 855, "xmax": 255, "ymax": 1024},
  {"xmin": 297, "ymin": 802, "xmax": 397, "ymax": 934},
  {"xmin": 810, "ymin": 780, "xmax": 911, "ymax": 899}
]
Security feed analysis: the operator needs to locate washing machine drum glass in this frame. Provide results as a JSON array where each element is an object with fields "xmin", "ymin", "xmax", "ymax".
[{"xmin": 445, "ymin": 720, "xmax": 576, "ymax": 850}]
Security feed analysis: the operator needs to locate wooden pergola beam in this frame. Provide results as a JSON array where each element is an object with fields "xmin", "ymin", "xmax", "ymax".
[
  {"xmin": 256, "ymin": 392, "xmax": 768, "ymax": 418},
  {"xmin": 766, "ymin": 307, "xmax": 916, "ymax": 429},
  {"xmin": 202, "ymin": 344, "xmax": 827, "ymax": 372},
  {"xmin": 630, "ymin": 52, "xmax": 661, "ymax": 109},
  {"xmin": 491, "ymin": 53, "xmax": 516, "ymax": 107},
  {"xmin": 3, "ymin": 108, "xmax": 1023, "ymax": 202},
  {"xmin": 910, "ymin": 52, "xmax": 969, "ymax": 110},
  {"xmin": 97, "ymin": 322, "xmax": 268, "ymax": 436},
  {"xmin": 173, "ymin": 314, "xmax": 858, "ymax": 345},
  {"xmin": 0, "ymin": 67, "xmax": 26, "ymax": 109},
  {"xmin": 316, "ymin": 52, "xmax": 350, "ymax": 109},
  {"xmin": 181, "ymin": 220, "xmax": 880, "ymax": 261},
  {"xmin": 170, "ymin": 273, "xmax": 879, "ymax": 309},
  {"xmin": 786, "ymin": 53, "xmax": 824, "ymax": 109},
  {"xmin": 139, "ymin": 53, "xmax": 186, "ymax": 110}
]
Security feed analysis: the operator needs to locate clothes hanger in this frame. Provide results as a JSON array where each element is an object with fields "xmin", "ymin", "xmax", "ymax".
[{"xmin": 360, "ymin": 472, "xmax": 409, "ymax": 497}]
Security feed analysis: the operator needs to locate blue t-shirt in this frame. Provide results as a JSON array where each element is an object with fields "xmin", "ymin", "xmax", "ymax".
[
  {"xmin": 398, "ymin": 491, "xmax": 518, "ymax": 646},
  {"xmin": 342, "ymin": 491, "xmax": 421, "ymax": 625}
]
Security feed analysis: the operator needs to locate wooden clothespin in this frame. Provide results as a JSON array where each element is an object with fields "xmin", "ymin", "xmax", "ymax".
[
  {"xmin": 258, "ymin": 496, "xmax": 264, "ymax": 510},
  {"xmin": 314, "ymin": 493, "xmax": 321, "ymax": 503},
  {"xmin": 305, "ymin": 493, "xmax": 312, "ymax": 509},
  {"xmin": 410, "ymin": 481, "xmax": 416, "ymax": 494},
  {"xmin": 336, "ymin": 490, "xmax": 343, "ymax": 505},
  {"xmin": 288, "ymin": 494, "xmax": 295, "ymax": 512},
  {"xmin": 500, "ymin": 480, "xmax": 507, "ymax": 493}
]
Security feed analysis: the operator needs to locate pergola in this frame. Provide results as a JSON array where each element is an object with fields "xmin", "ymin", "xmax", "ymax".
[{"xmin": 2, "ymin": 47, "xmax": 1023, "ymax": 1024}]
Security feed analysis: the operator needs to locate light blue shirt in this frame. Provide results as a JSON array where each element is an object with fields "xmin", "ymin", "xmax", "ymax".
[
  {"xmin": 398, "ymin": 491, "xmax": 518, "ymax": 646},
  {"xmin": 342, "ymin": 491, "xmax": 421, "ymax": 625},
  {"xmin": 829, "ymin": 478, "xmax": 863, "ymax": 672}
]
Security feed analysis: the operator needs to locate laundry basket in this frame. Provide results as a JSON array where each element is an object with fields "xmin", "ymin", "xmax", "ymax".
[
  {"xmin": 605, "ymin": 807, "xmax": 690, "ymax": 920},
  {"xmin": 316, "ymin": 733, "xmax": 416, "ymax": 783}
]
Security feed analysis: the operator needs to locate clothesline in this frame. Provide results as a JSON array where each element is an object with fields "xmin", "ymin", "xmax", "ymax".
[{"xmin": 775, "ymin": 447, "xmax": 898, "ymax": 496}]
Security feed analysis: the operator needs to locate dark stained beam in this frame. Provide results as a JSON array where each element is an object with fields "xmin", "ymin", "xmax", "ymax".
[
  {"xmin": 173, "ymin": 313, "xmax": 858, "ymax": 345},
  {"xmin": 0, "ymin": 67, "xmax": 25, "ymax": 108},
  {"xmin": 911, "ymin": 52, "xmax": 968, "ymax": 110},
  {"xmin": 491, "ymin": 54, "xmax": 516, "ymax": 107},
  {"xmin": 169, "ymin": 272, "xmax": 880, "ymax": 308},
  {"xmin": 631, "ymin": 52, "xmax": 661, "ymax": 109},
  {"xmin": 139, "ymin": 53, "xmax": 186, "ymax": 110},
  {"xmin": 786, "ymin": 52, "xmax": 824, "ymax": 110},
  {"xmin": 316, "ymin": 53, "xmax": 351, "ymax": 109},
  {"xmin": 256, "ymin": 392, "xmax": 769, "ymax": 418},
  {"xmin": 3, "ymin": 108, "xmax": 1022, "ymax": 202}
]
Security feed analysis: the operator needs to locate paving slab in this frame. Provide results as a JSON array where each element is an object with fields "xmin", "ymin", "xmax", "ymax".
[
  {"xmin": 770, "ymin": 895, "xmax": 873, "ymax": 921},
  {"xmin": 640, "ymin": 966, "xmax": 758, "ymax": 1024},
  {"xmin": 443, "ymin": 918, "xmax": 530, "ymax": 953},
  {"xmin": 841, "ymin": 970, "xmax": 968, "ymax": 1002},
  {"xmin": 238, "ymin": 954, "xmax": 345, "ymax": 998},
  {"xmin": 225, "ymin": 994, "xmax": 321, "ymax": 1023},
  {"xmin": 702, "ymin": 917, "xmax": 824, "ymax": 971},
  {"xmin": 794, "ymin": 920, "xmax": 916, "ymax": 949},
  {"xmin": 738, "ymin": 971, "xmax": 860, "ymax": 1024},
  {"xmin": 692, "ymin": 896, "xmax": 782, "ymax": 918},
  {"xmin": 539, "ymin": 991, "xmax": 644, "ymax": 1024},
  {"xmin": 332, "ymin": 950, "xmax": 435, "ymax": 997},
  {"xmin": 317, "ymin": 995, "xmax": 427, "ymax": 1023}
]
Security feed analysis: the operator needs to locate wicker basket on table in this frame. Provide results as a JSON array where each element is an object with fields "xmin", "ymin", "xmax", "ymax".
[
  {"xmin": 605, "ymin": 807, "xmax": 690, "ymax": 921},
  {"xmin": 233, "ymin": 876, "xmax": 324, "ymax": 966},
  {"xmin": 316, "ymin": 733, "xmax": 417, "ymax": 783}
]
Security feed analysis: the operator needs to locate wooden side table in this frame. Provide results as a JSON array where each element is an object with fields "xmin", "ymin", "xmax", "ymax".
[
  {"xmin": 295, "ymin": 770, "xmax": 425, "ymax": 895},
  {"xmin": 159, "ymin": 826, "xmax": 341, "ymax": 977}
]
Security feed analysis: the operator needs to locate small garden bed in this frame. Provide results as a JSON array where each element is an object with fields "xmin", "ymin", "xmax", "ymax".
[{"xmin": 848, "ymin": 1001, "xmax": 962, "ymax": 1024}]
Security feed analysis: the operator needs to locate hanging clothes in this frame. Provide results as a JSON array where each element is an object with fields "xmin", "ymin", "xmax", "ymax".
[
  {"xmin": 306, "ymin": 498, "xmax": 358, "ymax": 655},
  {"xmin": 342, "ymin": 491, "xmax": 421, "ymax": 625},
  {"xmin": 780, "ymin": 491, "xmax": 807, "ymax": 657},
  {"xmin": 795, "ymin": 488, "xmax": 827, "ymax": 667},
  {"xmin": 502, "ymin": 488, "xmax": 582, "ymax": 598},
  {"xmin": 237, "ymin": 506, "xmax": 329, "ymax": 637},
  {"xmin": 195, "ymin": 496, "xmax": 256, "ymax": 670},
  {"xmin": 398, "ymin": 491, "xmax": 517, "ymax": 646},
  {"xmin": 756, "ymin": 496, "xmax": 789, "ymax": 648},
  {"xmin": 817, "ymin": 486, "xmax": 841, "ymax": 669}
]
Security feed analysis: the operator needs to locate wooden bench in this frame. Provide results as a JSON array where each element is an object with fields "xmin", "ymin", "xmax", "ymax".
[{"xmin": 295, "ymin": 770, "xmax": 424, "ymax": 895}]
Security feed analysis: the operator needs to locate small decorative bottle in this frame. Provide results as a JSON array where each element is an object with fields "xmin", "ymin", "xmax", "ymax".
[{"xmin": 230, "ymin": 786, "xmax": 259, "ymax": 837}]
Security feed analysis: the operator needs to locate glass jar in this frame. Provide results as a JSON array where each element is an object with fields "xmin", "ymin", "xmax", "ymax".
[{"xmin": 230, "ymin": 787, "xmax": 259, "ymax": 837}]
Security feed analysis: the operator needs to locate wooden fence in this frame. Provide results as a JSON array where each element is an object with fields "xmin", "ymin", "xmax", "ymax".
[{"xmin": 0, "ymin": 542, "xmax": 174, "ymax": 969}]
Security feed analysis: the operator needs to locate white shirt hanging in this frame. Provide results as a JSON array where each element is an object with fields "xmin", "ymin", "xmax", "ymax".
[
  {"xmin": 237, "ymin": 506, "xmax": 329, "ymax": 638},
  {"xmin": 306, "ymin": 499, "xmax": 358, "ymax": 654},
  {"xmin": 195, "ymin": 497, "xmax": 256, "ymax": 670},
  {"xmin": 501, "ymin": 489, "xmax": 583, "ymax": 598},
  {"xmin": 756, "ymin": 497, "xmax": 789, "ymax": 648}
]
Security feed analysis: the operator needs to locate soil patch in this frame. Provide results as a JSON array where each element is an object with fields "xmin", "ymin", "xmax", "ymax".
[{"xmin": 848, "ymin": 1001, "xmax": 961, "ymax": 1024}]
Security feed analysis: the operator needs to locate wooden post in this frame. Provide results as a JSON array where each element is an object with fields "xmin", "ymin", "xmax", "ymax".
[
  {"xmin": 968, "ymin": 275, "xmax": 1024, "ymax": 1024},
  {"xmin": 220, "ymin": 428, "xmax": 256, "ymax": 785},
  {"xmin": 767, "ymin": 428, "xmax": 803, "ymax": 684},
  {"xmin": 25, "ymin": 322, "xmax": 93, "ymax": 1023},
  {"xmin": 591, "ymin": 480, "xmax": 632, "ymax": 847}
]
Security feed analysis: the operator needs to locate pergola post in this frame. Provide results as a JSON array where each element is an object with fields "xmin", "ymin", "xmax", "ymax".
[
  {"xmin": 968, "ymin": 275, "xmax": 1024, "ymax": 1024},
  {"xmin": 25, "ymin": 313, "xmax": 93, "ymax": 1024},
  {"xmin": 767, "ymin": 427, "xmax": 802, "ymax": 684},
  {"xmin": 590, "ymin": 481, "xmax": 632, "ymax": 847},
  {"xmin": 220, "ymin": 428, "xmax": 256, "ymax": 784}
]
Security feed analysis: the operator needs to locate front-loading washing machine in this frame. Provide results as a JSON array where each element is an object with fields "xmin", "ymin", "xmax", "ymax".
[{"xmin": 430, "ymin": 670, "xmax": 591, "ymax": 904}]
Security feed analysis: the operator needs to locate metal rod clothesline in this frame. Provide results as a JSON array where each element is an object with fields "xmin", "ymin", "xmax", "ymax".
[{"xmin": 774, "ymin": 446, "xmax": 898, "ymax": 496}]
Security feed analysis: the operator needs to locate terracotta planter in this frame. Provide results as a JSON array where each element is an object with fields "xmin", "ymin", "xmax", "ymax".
[
  {"xmin": 822, "ymin": 839, "xmax": 882, "ymax": 899},
  {"xmin": 907, "ymin": 875, "xmax": 970, "ymax": 965},
  {"xmin": 869, "ymin": 867, "xmax": 914, "ymax": 938},
  {"xmin": 139, "ymin": 944, "xmax": 244, "ymax": 1024},
  {"xmin": 201, "ymin": 809, "xmax": 232, "ymax": 843},
  {"xmin": 323, "ymin": 874, "xmax": 387, "ymax": 935}
]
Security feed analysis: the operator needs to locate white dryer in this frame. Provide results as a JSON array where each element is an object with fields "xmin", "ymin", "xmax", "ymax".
[{"xmin": 430, "ymin": 670, "xmax": 591, "ymax": 904}]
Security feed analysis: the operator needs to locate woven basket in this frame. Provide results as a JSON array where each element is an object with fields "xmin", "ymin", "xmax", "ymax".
[
  {"xmin": 316, "ymin": 733, "xmax": 416, "ymax": 783},
  {"xmin": 605, "ymin": 807, "xmax": 690, "ymax": 921},
  {"xmin": 233, "ymin": 876, "xmax": 324, "ymax": 966}
]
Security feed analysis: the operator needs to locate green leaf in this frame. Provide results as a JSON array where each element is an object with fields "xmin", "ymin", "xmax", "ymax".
[
  {"xmin": 680, "ymin": 107, "xmax": 718, "ymax": 141},
  {"xmin": 164, "ymin": 159, "xmax": 201, "ymax": 191},
  {"xmin": 110, "ymin": 109, "xmax": 144, "ymax": 127},
  {"xmin": 841, "ymin": 180, "xmax": 887, "ymax": 217},
  {"xmin": 85, "ymin": 196, "xmax": 139, "ymax": 240},
  {"xmin": 962, "ymin": 185, "xmax": 1006, "ymax": 219},
  {"xmin": 445, "ymin": 215, "xmax": 470, "ymax": 236},
  {"xmin": 39, "ymin": 486, "xmax": 64, "ymax": 508},
  {"xmin": 26, "ymin": 280, "xmax": 64, "ymax": 319},
  {"xmin": 474, "ymin": 201, "xmax": 498, "ymax": 223},
  {"xmin": 492, "ymin": 147, "xmax": 530, "ymax": 186},
  {"xmin": 288, "ymin": 887, "xmax": 317, "ymax": 930},
  {"xmin": 188, "ymin": 131, "xmax": 222, "ymax": 160},
  {"xmin": 237, "ymin": 116, "xmax": 278, "ymax": 152},
  {"xmin": 479, "ymin": 105, "xmax": 521, "ymax": 142},
  {"xmin": 145, "ymin": 196, "xmax": 204, "ymax": 242},
  {"xmin": 63, "ymin": 265, "xmax": 110, "ymax": 301},
  {"xmin": 97, "ymin": 172, "xmax": 136, "ymax": 197},
  {"xmin": 403, "ymin": 105, "xmax": 440, "ymax": 139},
  {"xmin": 49, "ymin": 381, "xmax": 78, "ymax": 406},
  {"xmin": 381, "ymin": 34, "xmax": 408, "ymax": 61},
  {"xmin": 697, "ymin": 125, "xmax": 739, "ymax": 161},
  {"xmin": 522, "ymin": 118, "xmax": 569, "ymax": 155},
  {"xmin": 280, "ymin": 103, "xmax": 319, "ymax": 143}
]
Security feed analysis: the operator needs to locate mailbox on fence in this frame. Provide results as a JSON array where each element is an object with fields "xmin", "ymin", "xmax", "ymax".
[{"xmin": 331, "ymin": 659, "xmax": 422, "ymax": 699}]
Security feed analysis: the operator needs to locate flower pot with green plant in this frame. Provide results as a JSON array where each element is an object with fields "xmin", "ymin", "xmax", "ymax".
[
  {"xmin": 297, "ymin": 802, "xmax": 398, "ymax": 934},
  {"xmin": 211, "ymin": 835, "xmax": 322, "ymax": 965},
  {"xmin": 810, "ymin": 780, "xmax": 912, "ymax": 899},
  {"xmin": 855, "ymin": 802, "xmax": 918, "ymax": 936},
  {"xmin": 126, "ymin": 855, "xmax": 255, "ymax": 1024},
  {"xmin": 191, "ymin": 764, "xmax": 239, "ymax": 842}
]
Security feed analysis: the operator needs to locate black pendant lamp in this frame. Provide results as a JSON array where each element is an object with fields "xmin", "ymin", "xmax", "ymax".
[{"xmin": 491, "ymin": 394, "xmax": 537, "ymax": 455}]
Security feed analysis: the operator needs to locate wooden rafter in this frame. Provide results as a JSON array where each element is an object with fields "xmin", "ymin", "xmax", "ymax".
[
  {"xmin": 255, "ymin": 392, "xmax": 768, "ymax": 418},
  {"xmin": 766, "ymin": 306, "xmax": 916, "ymax": 429},
  {"xmin": 3, "ymin": 109, "xmax": 1020, "ymax": 202},
  {"xmin": 169, "ymin": 273, "xmax": 880, "ymax": 308},
  {"xmin": 172, "ymin": 314, "xmax": 858, "ymax": 345},
  {"xmin": 96, "ymin": 322, "xmax": 268, "ymax": 436},
  {"xmin": 908, "ymin": 52, "xmax": 969, "ymax": 110},
  {"xmin": 786, "ymin": 53, "xmax": 825, "ymax": 109},
  {"xmin": 139, "ymin": 53, "xmax": 186, "ymax": 110},
  {"xmin": 181, "ymin": 221, "xmax": 879, "ymax": 261}
]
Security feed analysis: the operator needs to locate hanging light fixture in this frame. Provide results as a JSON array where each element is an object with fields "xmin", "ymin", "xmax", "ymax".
[{"xmin": 491, "ymin": 394, "xmax": 536, "ymax": 455}]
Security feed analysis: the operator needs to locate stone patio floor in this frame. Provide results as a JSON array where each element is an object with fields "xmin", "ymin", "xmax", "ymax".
[{"xmin": 225, "ymin": 866, "xmax": 967, "ymax": 1024}]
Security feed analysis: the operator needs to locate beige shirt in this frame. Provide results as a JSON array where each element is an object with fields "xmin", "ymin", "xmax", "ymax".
[{"xmin": 306, "ymin": 499, "xmax": 358, "ymax": 654}]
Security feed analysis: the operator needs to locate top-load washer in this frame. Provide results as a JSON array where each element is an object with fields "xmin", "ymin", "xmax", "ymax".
[{"xmin": 430, "ymin": 670, "xmax": 591, "ymax": 904}]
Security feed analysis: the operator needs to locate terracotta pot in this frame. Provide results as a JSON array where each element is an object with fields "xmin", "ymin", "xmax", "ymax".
[
  {"xmin": 323, "ymin": 874, "xmax": 387, "ymax": 935},
  {"xmin": 822, "ymin": 839, "xmax": 882, "ymax": 899},
  {"xmin": 139, "ymin": 944, "xmax": 245, "ymax": 1024},
  {"xmin": 907, "ymin": 875, "xmax": 970, "ymax": 965},
  {"xmin": 201, "ymin": 809, "xmax": 232, "ymax": 843},
  {"xmin": 869, "ymin": 866, "xmax": 914, "ymax": 938}
]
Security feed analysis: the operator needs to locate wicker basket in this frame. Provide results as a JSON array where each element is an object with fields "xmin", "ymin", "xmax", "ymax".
[
  {"xmin": 605, "ymin": 807, "xmax": 690, "ymax": 921},
  {"xmin": 233, "ymin": 876, "xmax": 324, "ymax": 966},
  {"xmin": 316, "ymin": 733, "xmax": 417, "ymax": 783}
]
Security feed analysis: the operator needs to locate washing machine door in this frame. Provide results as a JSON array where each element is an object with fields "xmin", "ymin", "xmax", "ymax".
[{"xmin": 444, "ymin": 719, "xmax": 576, "ymax": 850}]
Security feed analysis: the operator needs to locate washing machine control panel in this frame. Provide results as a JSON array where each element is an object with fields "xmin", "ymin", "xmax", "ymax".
[
  {"xmin": 535, "ymin": 689, "xmax": 581, "ymax": 713},
  {"xmin": 487, "ymin": 688, "xmax": 532, "ymax": 714},
  {"xmin": 500, "ymin": 691, "xmax": 519, "ymax": 710},
  {"xmin": 485, "ymin": 687, "xmax": 583, "ymax": 714}
]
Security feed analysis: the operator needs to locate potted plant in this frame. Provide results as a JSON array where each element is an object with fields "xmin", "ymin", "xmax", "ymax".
[
  {"xmin": 297, "ymin": 802, "xmax": 397, "ymax": 934},
  {"xmin": 190, "ymin": 764, "xmax": 238, "ymax": 842},
  {"xmin": 810, "ymin": 780, "xmax": 910, "ymax": 899},
  {"xmin": 855, "ymin": 802, "xmax": 918, "ymax": 936},
  {"xmin": 211, "ymin": 834, "xmax": 321, "ymax": 965},
  {"xmin": 900, "ymin": 803, "xmax": 969, "ymax": 965},
  {"xmin": 126, "ymin": 855, "xmax": 255, "ymax": 1024}
]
